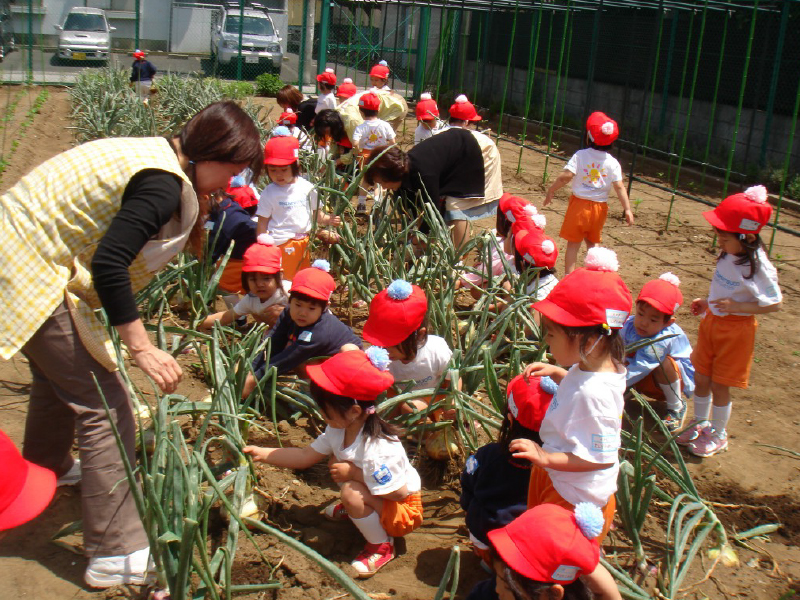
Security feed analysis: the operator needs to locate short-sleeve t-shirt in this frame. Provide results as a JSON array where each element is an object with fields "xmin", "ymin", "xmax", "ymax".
[
  {"xmin": 565, "ymin": 148, "xmax": 623, "ymax": 202},
  {"xmin": 352, "ymin": 119, "xmax": 396, "ymax": 151},
  {"xmin": 310, "ymin": 426, "xmax": 421, "ymax": 496},
  {"xmin": 233, "ymin": 280, "xmax": 292, "ymax": 317},
  {"xmin": 539, "ymin": 364, "xmax": 625, "ymax": 506},
  {"xmin": 707, "ymin": 248, "xmax": 782, "ymax": 316},
  {"xmin": 414, "ymin": 122, "xmax": 445, "ymax": 145},
  {"xmin": 388, "ymin": 335, "xmax": 453, "ymax": 391},
  {"xmin": 256, "ymin": 177, "xmax": 319, "ymax": 245},
  {"xmin": 315, "ymin": 92, "xmax": 337, "ymax": 114}
]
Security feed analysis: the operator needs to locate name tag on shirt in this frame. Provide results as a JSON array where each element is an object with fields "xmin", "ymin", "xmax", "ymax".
[
  {"xmin": 372, "ymin": 465, "xmax": 392, "ymax": 485},
  {"xmin": 298, "ymin": 330, "xmax": 312, "ymax": 342},
  {"xmin": 591, "ymin": 433, "xmax": 617, "ymax": 453}
]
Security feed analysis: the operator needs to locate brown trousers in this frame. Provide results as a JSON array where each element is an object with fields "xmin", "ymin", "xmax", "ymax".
[{"xmin": 21, "ymin": 300, "xmax": 148, "ymax": 557}]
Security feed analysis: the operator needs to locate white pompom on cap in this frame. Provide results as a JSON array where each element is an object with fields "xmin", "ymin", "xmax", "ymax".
[
  {"xmin": 584, "ymin": 247, "xmax": 619, "ymax": 272},
  {"xmin": 744, "ymin": 185, "xmax": 768, "ymax": 204},
  {"xmin": 420, "ymin": 92, "xmax": 432, "ymax": 101},
  {"xmin": 523, "ymin": 204, "xmax": 538, "ymax": 216},
  {"xmin": 343, "ymin": 77, "xmax": 353, "ymax": 84},
  {"xmin": 659, "ymin": 272, "xmax": 681, "ymax": 287},
  {"xmin": 324, "ymin": 67, "xmax": 334, "ymax": 73},
  {"xmin": 541, "ymin": 239, "xmax": 555, "ymax": 255},
  {"xmin": 532, "ymin": 214, "xmax": 547, "ymax": 230},
  {"xmin": 600, "ymin": 121, "xmax": 615, "ymax": 135},
  {"xmin": 257, "ymin": 233, "xmax": 275, "ymax": 246},
  {"xmin": 455, "ymin": 94, "xmax": 469, "ymax": 103}
]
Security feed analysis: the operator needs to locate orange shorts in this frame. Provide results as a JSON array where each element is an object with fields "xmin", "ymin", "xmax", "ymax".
[
  {"xmin": 216, "ymin": 257, "xmax": 245, "ymax": 294},
  {"xmin": 279, "ymin": 237, "xmax": 310, "ymax": 281},
  {"xmin": 527, "ymin": 465, "xmax": 616, "ymax": 544},
  {"xmin": 691, "ymin": 313, "xmax": 757, "ymax": 389},
  {"xmin": 631, "ymin": 355, "xmax": 682, "ymax": 401},
  {"xmin": 380, "ymin": 492, "xmax": 423, "ymax": 537},
  {"xmin": 559, "ymin": 194, "xmax": 608, "ymax": 244}
]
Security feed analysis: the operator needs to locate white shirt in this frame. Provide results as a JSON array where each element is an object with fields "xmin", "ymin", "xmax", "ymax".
[
  {"xmin": 707, "ymin": 247, "xmax": 782, "ymax": 316},
  {"xmin": 525, "ymin": 272, "xmax": 559, "ymax": 302},
  {"xmin": 414, "ymin": 121, "xmax": 445, "ymax": 145},
  {"xmin": 565, "ymin": 148, "xmax": 623, "ymax": 202},
  {"xmin": 310, "ymin": 426, "xmax": 421, "ymax": 496},
  {"xmin": 388, "ymin": 335, "xmax": 453, "ymax": 391},
  {"xmin": 539, "ymin": 364, "xmax": 625, "ymax": 506},
  {"xmin": 256, "ymin": 177, "xmax": 319, "ymax": 245},
  {"xmin": 352, "ymin": 119, "xmax": 396, "ymax": 151},
  {"xmin": 233, "ymin": 280, "xmax": 291, "ymax": 317},
  {"xmin": 315, "ymin": 92, "xmax": 337, "ymax": 113}
]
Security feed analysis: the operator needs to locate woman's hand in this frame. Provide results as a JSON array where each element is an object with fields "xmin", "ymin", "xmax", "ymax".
[
  {"xmin": 509, "ymin": 438, "xmax": 548, "ymax": 467},
  {"xmin": 130, "ymin": 345, "xmax": 183, "ymax": 394}
]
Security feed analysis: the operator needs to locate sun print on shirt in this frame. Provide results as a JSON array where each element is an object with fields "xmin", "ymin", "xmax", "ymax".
[
  {"xmin": 368, "ymin": 132, "xmax": 380, "ymax": 144},
  {"xmin": 582, "ymin": 162, "xmax": 607, "ymax": 186}
]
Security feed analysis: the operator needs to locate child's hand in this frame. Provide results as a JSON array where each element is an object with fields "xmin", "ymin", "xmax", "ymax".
[
  {"xmin": 624, "ymin": 209, "xmax": 634, "ymax": 226},
  {"xmin": 243, "ymin": 446, "xmax": 272, "ymax": 463},
  {"xmin": 690, "ymin": 298, "xmax": 708, "ymax": 316},
  {"xmin": 710, "ymin": 297, "xmax": 737, "ymax": 314},
  {"xmin": 329, "ymin": 460, "xmax": 355, "ymax": 483},
  {"xmin": 509, "ymin": 438, "xmax": 548, "ymax": 467},
  {"xmin": 543, "ymin": 193, "xmax": 554, "ymax": 207},
  {"xmin": 329, "ymin": 215, "xmax": 342, "ymax": 227},
  {"xmin": 523, "ymin": 362, "xmax": 563, "ymax": 381},
  {"xmin": 253, "ymin": 305, "xmax": 284, "ymax": 327}
]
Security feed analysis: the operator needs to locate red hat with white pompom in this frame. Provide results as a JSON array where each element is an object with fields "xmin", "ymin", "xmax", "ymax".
[
  {"xmin": 369, "ymin": 60, "xmax": 390, "ymax": 80},
  {"xmin": 703, "ymin": 185, "xmax": 772, "ymax": 234},
  {"xmin": 449, "ymin": 94, "xmax": 482, "ymax": 122},
  {"xmin": 586, "ymin": 111, "xmax": 619, "ymax": 146},
  {"xmin": 511, "ymin": 210, "xmax": 547, "ymax": 235},
  {"xmin": 416, "ymin": 93, "xmax": 439, "ymax": 121},
  {"xmin": 264, "ymin": 127, "xmax": 300, "ymax": 166},
  {"xmin": 242, "ymin": 234, "xmax": 282, "ymax": 275},
  {"xmin": 514, "ymin": 228, "xmax": 558, "ymax": 270},
  {"xmin": 316, "ymin": 67, "xmax": 337, "ymax": 85},
  {"xmin": 307, "ymin": 348, "xmax": 395, "ymax": 402},
  {"xmin": 499, "ymin": 193, "xmax": 529, "ymax": 222},
  {"xmin": 638, "ymin": 272, "xmax": 683, "ymax": 316},
  {"xmin": 278, "ymin": 108, "xmax": 297, "ymax": 126},
  {"xmin": 291, "ymin": 260, "xmax": 335, "ymax": 302},
  {"xmin": 506, "ymin": 374, "xmax": 558, "ymax": 431},
  {"xmin": 533, "ymin": 247, "xmax": 632, "ymax": 329},
  {"xmin": 0, "ymin": 429, "xmax": 56, "ymax": 531},
  {"xmin": 337, "ymin": 78, "xmax": 357, "ymax": 99},
  {"xmin": 363, "ymin": 279, "xmax": 428, "ymax": 347},
  {"xmin": 358, "ymin": 89, "xmax": 381, "ymax": 111}
]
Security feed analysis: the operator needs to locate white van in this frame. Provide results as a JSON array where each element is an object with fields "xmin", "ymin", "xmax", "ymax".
[
  {"xmin": 211, "ymin": 6, "xmax": 283, "ymax": 73},
  {"xmin": 55, "ymin": 7, "xmax": 114, "ymax": 63}
]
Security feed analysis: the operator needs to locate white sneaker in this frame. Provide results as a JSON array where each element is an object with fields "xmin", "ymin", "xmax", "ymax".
[
  {"xmin": 57, "ymin": 459, "xmax": 81, "ymax": 487},
  {"xmin": 85, "ymin": 546, "xmax": 156, "ymax": 588}
]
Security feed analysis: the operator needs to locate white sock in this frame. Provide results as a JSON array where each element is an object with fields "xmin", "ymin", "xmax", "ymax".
[
  {"xmin": 351, "ymin": 511, "xmax": 389, "ymax": 545},
  {"xmin": 711, "ymin": 403, "xmax": 732, "ymax": 435},
  {"xmin": 659, "ymin": 380, "xmax": 683, "ymax": 411},
  {"xmin": 693, "ymin": 394, "xmax": 712, "ymax": 422}
]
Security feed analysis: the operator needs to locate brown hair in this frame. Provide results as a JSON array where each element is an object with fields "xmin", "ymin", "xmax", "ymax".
[
  {"xmin": 542, "ymin": 316, "xmax": 625, "ymax": 365},
  {"xmin": 241, "ymin": 271, "xmax": 283, "ymax": 295},
  {"xmin": 395, "ymin": 318, "xmax": 428, "ymax": 362},
  {"xmin": 364, "ymin": 145, "xmax": 410, "ymax": 186},
  {"xmin": 310, "ymin": 380, "xmax": 403, "ymax": 441},
  {"xmin": 276, "ymin": 85, "xmax": 304, "ymax": 110},
  {"xmin": 265, "ymin": 162, "xmax": 300, "ymax": 179}
]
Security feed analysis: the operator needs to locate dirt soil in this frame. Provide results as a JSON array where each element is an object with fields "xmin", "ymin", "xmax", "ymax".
[{"xmin": 1, "ymin": 88, "xmax": 799, "ymax": 600}]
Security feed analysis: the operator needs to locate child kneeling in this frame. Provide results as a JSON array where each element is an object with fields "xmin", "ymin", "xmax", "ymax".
[{"xmin": 245, "ymin": 348, "xmax": 422, "ymax": 578}]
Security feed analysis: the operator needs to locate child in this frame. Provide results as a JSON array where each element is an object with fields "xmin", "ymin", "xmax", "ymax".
[
  {"xmin": 352, "ymin": 90, "xmax": 396, "ymax": 214},
  {"xmin": 512, "ymin": 222, "xmax": 559, "ymax": 302},
  {"xmin": 545, "ymin": 111, "xmax": 634, "ymax": 274},
  {"xmin": 256, "ymin": 127, "xmax": 340, "ymax": 280},
  {"xmin": 314, "ymin": 109, "xmax": 354, "ymax": 172},
  {"xmin": 466, "ymin": 503, "xmax": 622, "ymax": 600},
  {"xmin": 448, "ymin": 94, "xmax": 483, "ymax": 126},
  {"xmin": 509, "ymin": 247, "xmax": 631, "ymax": 543},
  {"xmin": 243, "ymin": 260, "xmax": 362, "ymax": 396},
  {"xmin": 369, "ymin": 60, "xmax": 391, "ymax": 91},
  {"xmin": 460, "ymin": 374, "xmax": 557, "ymax": 561},
  {"xmin": 362, "ymin": 280, "xmax": 453, "ymax": 415},
  {"xmin": 315, "ymin": 68, "xmax": 337, "ymax": 113},
  {"xmin": 622, "ymin": 272, "xmax": 695, "ymax": 432},
  {"xmin": 206, "ymin": 187, "xmax": 258, "ymax": 297},
  {"xmin": 244, "ymin": 348, "xmax": 423, "ymax": 578},
  {"xmin": 225, "ymin": 173, "xmax": 259, "ymax": 215},
  {"xmin": 678, "ymin": 185, "xmax": 782, "ymax": 457},
  {"xmin": 455, "ymin": 227, "xmax": 515, "ymax": 301},
  {"xmin": 277, "ymin": 108, "xmax": 312, "ymax": 151},
  {"xmin": 129, "ymin": 49, "xmax": 156, "ymax": 101},
  {"xmin": 201, "ymin": 234, "xmax": 290, "ymax": 331},
  {"xmin": 337, "ymin": 77, "xmax": 358, "ymax": 102},
  {"xmin": 277, "ymin": 84, "xmax": 316, "ymax": 129},
  {"xmin": 414, "ymin": 93, "xmax": 444, "ymax": 145}
]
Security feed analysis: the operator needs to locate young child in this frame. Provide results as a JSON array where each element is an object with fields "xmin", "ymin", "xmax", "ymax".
[
  {"xmin": 352, "ymin": 90, "xmax": 396, "ymax": 214},
  {"xmin": 314, "ymin": 109, "xmax": 354, "ymax": 172},
  {"xmin": 243, "ymin": 261, "xmax": 362, "ymax": 397},
  {"xmin": 369, "ymin": 60, "xmax": 391, "ymax": 91},
  {"xmin": 362, "ymin": 280, "xmax": 453, "ymax": 415},
  {"xmin": 448, "ymin": 94, "xmax": 483, "ymax": 126},
  {"xmin": 460, "ymin": 374, "xmax": 557, "ymax": 562},
  {"xmin": 225, "ymin": 173, "xmax": 259, "ymax": 215},
  {"xmin": 277, "ymin": 108, "xmax": 313, "ymax": 152},
  {"xmin": 509, "ymin": 247, "xmax": 631, "ymax": 543},
  {"xmin": 512, "ymin": 222, "xmax": 559, "ymax": 302},
  {"xmin": 455, "ymin": 227, "xmax": 515, "ymax": 301},
  {"xmin": 337, "ymin": 77, "xmax": 358, "ymax": 102},
  {"xmin": 206, "ymin": 187, "xmax": 258, "ymax": 298},
  {"xmin": 201, "ymin": 234, "xmax": 290, "ymax": 331},
  {"xmin": 256, "ymin": 127, "xmax": 340, "ymax": 279},
  {"xmin": 129, "ymin": 49, "xmax": 156, "ymax": 101},
  {"xmin": 244, "ymin": 348, "xmax": 423, "ymax": 578},
  {"xmin": 315, "ymin": 68, "xmax": 338, "ymax": 113},
  {"xmin": 277, "ymin": 84, "xmax": 316, "ymax": 129},
  {"xmin": 414, "ymin": 93, "xmax": 444, "ymax": 145},
  {"xmin": 622, "ymin": 273, "xmax": 695, "ymax": 432},
  {"xmin": 544, "ymin": 111, "xmax": 634, "ymax": 274},
  {"xmin": 466, "ymin": 503, "xmax": 622, "ymax": 600},
  {"xmin": 678, "ymin": 185, "xmax": 782, "ymax": 457}
]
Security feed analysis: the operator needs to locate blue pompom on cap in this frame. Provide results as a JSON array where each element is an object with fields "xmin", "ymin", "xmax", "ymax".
[
  {"xmin": 365, "ymin": 346, "xmax": 391, "ymax": 371},
  {"xmin": 272, "ymin": 125, "xmax": 291, "ymax": 137},
  {"xmin": 539, "ymin": 376, "xmax": 558, "ymax": 396},
  {"xmin": 387, "ymin": 279, "xmax": 413, "ymax": 301},
  {"xmin": 574, "ymin": 502, "xmax": 605, "ymax": 539},
  {"xmin": 312, "ymin": 259, "xmax": 331, "ymax": 272},
  {"xmin": 230, "ymin": 175, "xmax": 246, "ymax": 188}
]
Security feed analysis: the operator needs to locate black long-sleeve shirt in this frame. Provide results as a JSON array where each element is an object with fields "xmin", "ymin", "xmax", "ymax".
[{"xmin": 130, "ymin": 59, "xmax": 157, "ymax": 82}]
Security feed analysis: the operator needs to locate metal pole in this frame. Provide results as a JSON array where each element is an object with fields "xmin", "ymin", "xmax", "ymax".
[
  {"xmin": 582, "ymin": 0, "xmax": 603, "ymax": 131},
  {"xmin": 556, "ymin": 3, "xmax": 575, "ymax": 149},
  {"xmin": 516, "ymin": 2, "xmax": 543, "ymax": 174},
  {"xmin": 539, "ymin": 10, "xmax": 554, "ymax": 123},
  {"xmin": 759, "ymin": 0, "xmax": 789, "ymax": 166},
  {"xmin": 543, "ymin": 2, "xmax": 571, "ymax": 182},
  {"xmin": 236, "ymin": 0, "xmax": 244, "ymax": 81},
  {"xmin": 135, "ymin": 0, "xmax": 140, "ymax": 50},
  {"xmin": 318, "ymin": 0, "xmax": 331, "ymax": 78},
  {"xmin": 27, "ymin": 0, "xmax": 32, "ymax": 81},
  {"xmin": 472, "ymin": 11, "xmax": 483, "ymax": 102},
  {"xmin": 640, "ymin": 4, "xmax": 666, "ymax": 159},
  {"xmin": 413, "ymin": 4, "xmax": 431, "ymax": 97},
  {"xmin": 665, "ymin": 7, "xmax": 695, "ymax": 185},
  {"xmin": 657, "ymin": 9, "xmax": 680, "ymax": 134},
  {"xmin": 299, "ymin": 0, "xmax": 309, "ymax": 87},
  {"xmin": 700, "ymin": 7, "xmax": 728, "ymax": 188},
  {"xmin": 497, "ymin": 0, "xmax": 521, "ymax": 140}
]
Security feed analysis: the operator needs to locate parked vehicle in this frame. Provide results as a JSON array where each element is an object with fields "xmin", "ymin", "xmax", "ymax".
[
  {"xmin": 0, "ymin": 1, "xmax": 14, "ymax": 62},
  {"xmin": 211, "ymin": 6, "xmax": 283, "ymax": 73},
  {"xmin": 55, "ymin": 7, "xmax": 115, "ymax": 63}
]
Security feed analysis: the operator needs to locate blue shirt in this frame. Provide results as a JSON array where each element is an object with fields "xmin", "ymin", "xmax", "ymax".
[
  {"xmin": 207, "ymin": 197, "xmax": 257, "ymax": 262},
  {"xmin": 130, "ymin": 59, "xmax": 157, "ymax": 82}
]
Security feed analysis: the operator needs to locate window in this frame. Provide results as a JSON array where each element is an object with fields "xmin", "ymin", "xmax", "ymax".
[{"xmin": 224, "ymin": 15, "xmax": 274, "ymax": 36}]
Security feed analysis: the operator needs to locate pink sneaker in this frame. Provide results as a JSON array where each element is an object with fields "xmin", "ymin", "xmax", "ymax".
[
  {"xmin": 676, "ymin": 419, "xmax": 707, "ymax": 446},
  {"xmin": 323, "ymin": 502, "xmax": 349, "ymax": 521},
  {"xmin": 351, "ymin": 539, "xmax": 395, "ymax": 578},
  {"xmin": 688, "ymin": 428, "xmax": 728, "ymax": 458}
]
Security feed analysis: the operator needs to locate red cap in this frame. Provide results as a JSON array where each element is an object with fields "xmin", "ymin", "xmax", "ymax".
[
  {"xmin": 0, "ymin": 430, "xmax": 56, "ymax": 531},
  {"xmin": 225, "ymin": 180, "xmax": 258, "ymax": 209},
  {"xmin": 133, "ymin": 49, "xmax": 145, "ymax": 59},
  {"xmin": 488, "ymin": 504, "xmax": 601, "ymax": 583},
  {"xmin": 307, "ymin": 349, "xmax": 394, "ymax": 401},
  {"xmin": 278, "ymin": 108, "xmax": 298, "ymax": 126},
  {"xmin": 264, "ymin": 129, "xmax": 300, "ymax": 166},
  {"xmin": 358, "ymin": 90, "xmax": 381, "ymax": 111},
  {"xmin": 638, "ymin": 272, "xmax": 682, "ymax": 316},
  {"xmin": 291, "ymin": 260, "xmax": 335, "ymax": 302},
  {"xmin": 586, "ymin": 111, "xmax": 619, "ymax": 145},
  {"xmin": 499, "ymin": 193, "xmax": 529, "ymax": 222},
  {"xmin": 514, "ymin": 228, "xmax": 558, "ymax": 270},
  {"xmin": 242, "ymin": 234, "xmax": 282, "ymax": 275},
  {"xmin": 510, "ymin": 209, "xmax": 546, "ymax": 234},
  {"xmin": 369, "ymin": 61, "xmax": 390, "ymax": 80},
  {"xmin": 362, "ymin": 280, "xmax": 428, "ymax": 347},
  {"xmin": 316, "ymin": 67, "xmax": 337, "ymax": 85},
  {"xmin": 416, "ymin": 93, "xmax": 439, "ymax": 120},
  {"xmin": 337, "ymin": 78, "xmax": 357, "ymax": 99},
  {"xmin": 506, "ymin": 374, "xmax": 557, "ymax": 431},
  {"xmin": 449, "ymin": 94, "xmax": 481, "ymax": 122},
  {"xmin": 533, "ymin": 247, "xmax": 631, "ymax": 329},
  {"xmin": 703, "ymin": 185, "xmax": 772, "ymax": 234}
]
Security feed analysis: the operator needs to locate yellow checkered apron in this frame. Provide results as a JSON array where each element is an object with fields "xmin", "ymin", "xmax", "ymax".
[{"xmin": 0, "ymin": 137, "xmax": 198, "ymax": 371}]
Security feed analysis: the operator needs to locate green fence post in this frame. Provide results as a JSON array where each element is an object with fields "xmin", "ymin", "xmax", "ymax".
[
  {"xmin": 413, "ymin": 5, "xmax": 430, "ymax": 97},
  {"xmin": 759, "ymin": 0, "xmax": 789, "ymax": 166},
  {"xmin": 236, "ymin": 0, "xmax": 244, "ymax": 81},
  {"xmin": 582, "ymin": 0, "xmax": 603, "ymax": 126},
  {"xmin": 700, "ymin": 7, "xmax": 728, "ymax": 188},
  {"xmin": 318, "ymin": 0, "xmax": 331, "ymax": 77},
  {"xmin": 497, "ymin": 0, "xmax": 520, "ymax": 140},
  {"xmin": 768, "ymin": 70, "xmax": 800, "ymax": 253},
  {"xmin": 135, "ymin": 0, "xmax": 140, "ymax": 49},
  {"xmin": 657, "ymin": 9, "xmax": 679, "ymax": 134},
  {"xmin": 27, "ymin": 0, "xmax": 32, "ymax": 81},
  {"xmin": 299, "ymin": 0, "xmax": 308, "ymax": 88}
]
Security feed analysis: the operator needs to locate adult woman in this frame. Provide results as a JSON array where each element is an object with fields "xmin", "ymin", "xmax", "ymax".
[
  {"xmin": 0, "ymin": 101, "xmax": 263, "ymax": 587},
  {"xmin": 364, "ymin": 127, "xmax": 500, "ymax": 248}
]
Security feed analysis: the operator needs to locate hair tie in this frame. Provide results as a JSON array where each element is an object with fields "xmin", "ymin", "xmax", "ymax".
[
  {"xmin": 364, "ymin": 405, "xmax": 376, "ymax": 415},
  {"xmin": 188, "ymin": 160, "xmax": 196, "ymax": 165},
  {"xmin": 601, "ymin": 323, "xmax": 612, "ymax": 336}
]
